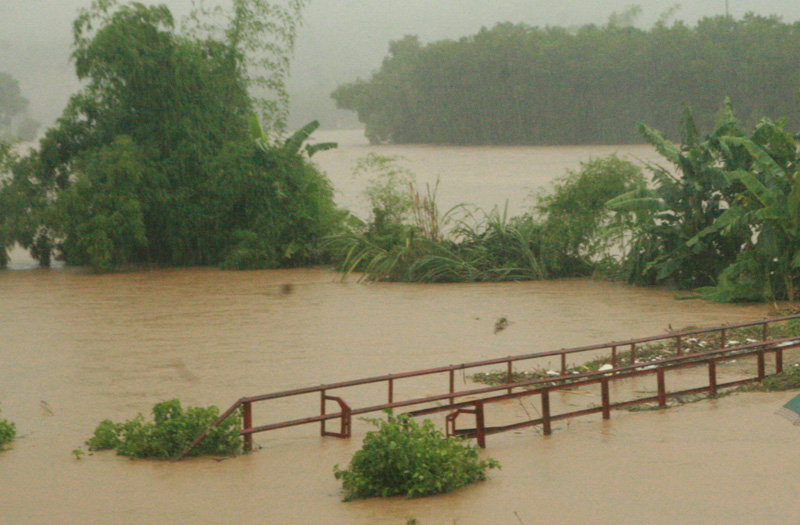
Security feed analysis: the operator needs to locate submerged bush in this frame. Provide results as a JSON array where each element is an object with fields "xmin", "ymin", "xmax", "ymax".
[
  {"xmin": 333, "ymin": 410, "xmax": 500, "ymax": 501},
  {"xmin": 87, "ymin": 399, "xmax": 241, "ymax": 459},
  {"xmin": 0, "ymin": 408, "xmax": 15, "ymax": 450}
]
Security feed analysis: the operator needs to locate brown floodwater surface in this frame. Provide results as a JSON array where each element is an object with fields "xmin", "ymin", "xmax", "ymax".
[
  {"xmin": 2, "ymin": 139, "xmax": 800, "ymax": 523},
  {"xmin": 2, "ymin": 267, "xmax": 797, "ymax": 524}
]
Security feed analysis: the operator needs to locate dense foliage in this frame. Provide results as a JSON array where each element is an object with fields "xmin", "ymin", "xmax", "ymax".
[
  {"xmin": 612, "ymin": 100, "xmax": 800, "ymax": 301},
  {"xmin": 331, "ymin": 154, "xmax": 644, "ymax": 282},
  {"xmin": 0, "ymin": 0, "xmax": 340, "ymax": 271},
  {"xmin": 332, "ymin": 12, "xmax": 800, "ymax": 145},
  {"xmin": 333, "ymin": 411, "xmax": 500, "ymax": 500},
  {"xmin": 0, "ymin": 407, "xmax": 15, "ymax": 451},
  {"xmin": 86, "ymin": 399, "xmax": 241, "ymax": 459}
]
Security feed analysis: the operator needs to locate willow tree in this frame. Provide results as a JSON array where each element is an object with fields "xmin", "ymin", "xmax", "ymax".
[{"xmin": 0, "ymin": 0, "xmax": 340, "ymax": 271}]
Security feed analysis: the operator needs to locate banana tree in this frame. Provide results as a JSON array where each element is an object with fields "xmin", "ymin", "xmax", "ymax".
[
  {"xmin": 607, "ymin": 105, "xmax": 748, "ymax": 288},
  {"xmin": 249, "ymin": 115, "xmax": 337, "ymax": 157},
  {"xmin": 690, "ymin": 120, "xmax": 800, "ymax": 301}
]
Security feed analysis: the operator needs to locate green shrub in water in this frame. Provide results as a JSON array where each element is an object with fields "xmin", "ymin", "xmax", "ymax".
[
  {"xmin": 87, "ymin": 399, "xmax": 241, "ymax": 459},
  {"xmin": 0, "ymin": 408, "xmax": 15, "ymax": 450},
  {"xmin": 334, "ymin": 410, "xmax": 500, "ymax": 501}
]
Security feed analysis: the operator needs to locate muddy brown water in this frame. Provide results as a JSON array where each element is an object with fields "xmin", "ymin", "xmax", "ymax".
[{"xmin": 2, "ymin": 137, "xmax": 800, "ymax": 524}]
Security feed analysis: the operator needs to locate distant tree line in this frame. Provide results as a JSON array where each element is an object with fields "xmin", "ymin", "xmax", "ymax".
[{"xmin": 332, "ymin": 13, "xmax": 800, "ymax": 145}]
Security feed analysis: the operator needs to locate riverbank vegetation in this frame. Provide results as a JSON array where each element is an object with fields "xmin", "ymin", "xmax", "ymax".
[
  {"xmin": 87, "ymin": 399, "xmax": 241, "ymax": 459},
  {"xmin": 334, "ymin": 410, "xmax": 499, "ymax": 500},
  {"xmin": 2, "ymin": 2, "xmax": 800, "ymax": 308},
  {"xmin": 616, "ymin": 102, "xmax": 800, "ymax": 301},
  {"xmin": 329, "ymin": 153, "xmax": 644, "ymax": 282},
  {"xmin": 0, "ymin": 0, "xmax": 342, "ymax": 272},
  {"xmin": 333, "ymin": 9, "xmax": 800, "ymax": 146},
  {"xmin": 334, "ymin": 99, "xmax": 800, "ymax": 303}
]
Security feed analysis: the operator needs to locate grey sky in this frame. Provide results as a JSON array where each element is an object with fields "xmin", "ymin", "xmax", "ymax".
[{"xmin": 3, "ymin": 0, "xmax": 800, "ymax": 128}]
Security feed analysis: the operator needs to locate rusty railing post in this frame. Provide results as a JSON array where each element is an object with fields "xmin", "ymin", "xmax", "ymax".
[
  {"xmin": 657, "ymin": 368, "xmax": 666, "ymax": 408},
  {"xmin": 757, "ymin": 350, "xmax": 765, "ymax": 381},
  {"xmin": 630, "ymin": 343, "xmax": 637, "ymax": 364},
  {"xmin": 561, "ymin": 353, "xmax": 567, "ymax": 375},
  {"xmin": 776, "ymin": 346, "xmax": 784, "ymax": 374},
  {"xmin": 475, "ymin": 402, "xmax": 486, "ymax": 449},
  {"xmin": 541, "ymin": 389, "xmax": 551, "ymax": 435},
  {"xmin": 388, "ymin": 378, "xmax": 394, "ymax": 404},
  {"xmin": 320, "ymin": 389, "xmax": 326, "ymax": 436},
  {"xmin": 611, "ymin": 345, "xmax": 617, "ymax": 368},
  {"xmin": 762, "ymin": 322, "xmax": 769, "ymax": 342},
  {"xmin": 507, "ymin": 360, "xmax": 513, "ymax": 394},
  {"xmin": 449, "ymin": 369, "xmax": 455, "ymax": 406},
  {"xmin": 601, "ymin": 378, "xmax": 610, "ymax": 420},
  {"xmin": 708, "ymin": 360, "xmax": 717, "ymax": 397},
  {"xmin": 721, "ymin": 328, "xmax": 727, "ymax": 348},
  {"xmin": 242, "ymin": 401, "xmax": 253, "ymax": 452}
]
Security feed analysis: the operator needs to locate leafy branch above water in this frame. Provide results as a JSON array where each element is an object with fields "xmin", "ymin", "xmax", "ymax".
[{"xmin": 87, "ymin": 399, "xmax": 241, "ymax": 459}]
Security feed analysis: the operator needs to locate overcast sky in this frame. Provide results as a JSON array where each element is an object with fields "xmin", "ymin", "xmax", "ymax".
[{"xmin": 3, "ymin": 0, "xmax": 800, "ymax": 128}]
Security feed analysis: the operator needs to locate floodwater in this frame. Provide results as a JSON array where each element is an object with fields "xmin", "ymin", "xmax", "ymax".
[
  {"xmin": 2, "ymin": 135, "xmax": 799, "ymax": 524},
  {"xmin": 311, "ymin": 129, "xmax": 665, "ymax": 219}
]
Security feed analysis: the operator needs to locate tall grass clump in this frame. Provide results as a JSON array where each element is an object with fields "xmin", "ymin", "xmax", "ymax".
[
  {"xmin": 87, "ymin": 399, "xmax": 241, "ymax": 459},
  {"xmin": 333, "ymin": 410, "xmax": 500, "ymax": 501},
  {"xmin": 329, "ymin": 153, "xmax": 644, "ymax": 282}
]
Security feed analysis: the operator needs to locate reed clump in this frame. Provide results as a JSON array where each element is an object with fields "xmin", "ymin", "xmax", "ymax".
[{"xmin": 329, "ymin": 154, "xmax": 643, "ymax": 283}]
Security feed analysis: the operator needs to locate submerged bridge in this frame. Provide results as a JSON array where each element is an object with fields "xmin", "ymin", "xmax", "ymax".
[{"xmin": 179, "ymin": 314, "xmax": 800, "ymax": 457}]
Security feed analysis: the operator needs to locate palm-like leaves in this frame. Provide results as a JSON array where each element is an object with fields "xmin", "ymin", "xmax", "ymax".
[{"xmin": 249, "ymin": 115, "xmax": 337, "ymax": 157}]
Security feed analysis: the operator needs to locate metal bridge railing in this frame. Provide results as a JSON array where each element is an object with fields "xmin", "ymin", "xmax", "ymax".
[{"xmin": 176, "ymin": 314, "xmax": 800, "ymax": 458}]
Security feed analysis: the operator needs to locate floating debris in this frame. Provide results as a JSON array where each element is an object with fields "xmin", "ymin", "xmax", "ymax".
[
  {"xmin": 494, "ymin": 316, "xmax": 509, "ymax": 334},
  {"xmin": 40, "ymin": 400, "xmax": 54, "ymax": 416}
]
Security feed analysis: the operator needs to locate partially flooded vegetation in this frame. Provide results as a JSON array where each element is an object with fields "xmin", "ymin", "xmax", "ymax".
[
  {"xmin": 334, "ymin": 411, "xmax": 500, "ymax": 501},
  {"xmin": 86, "ymin": 399, "xmax": 241, "ymax": 460},
  {"xmin": 0, "ymin": 408, "xmax": 15, "ymax": 451}
]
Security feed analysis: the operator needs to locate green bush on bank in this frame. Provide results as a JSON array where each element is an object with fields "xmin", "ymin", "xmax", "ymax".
[
  {"xmin": 334, "ymin": 410, "xmax": 500, "ymax": 501},
  {"xmin": 87, "ymin": 399, "xmax": 241, "ymax": 459}
]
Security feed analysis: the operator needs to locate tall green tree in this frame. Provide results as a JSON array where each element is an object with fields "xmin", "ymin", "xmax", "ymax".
[{"xmin": 0, "ymin": 0, "xmax": 340, "ymax": 271}]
